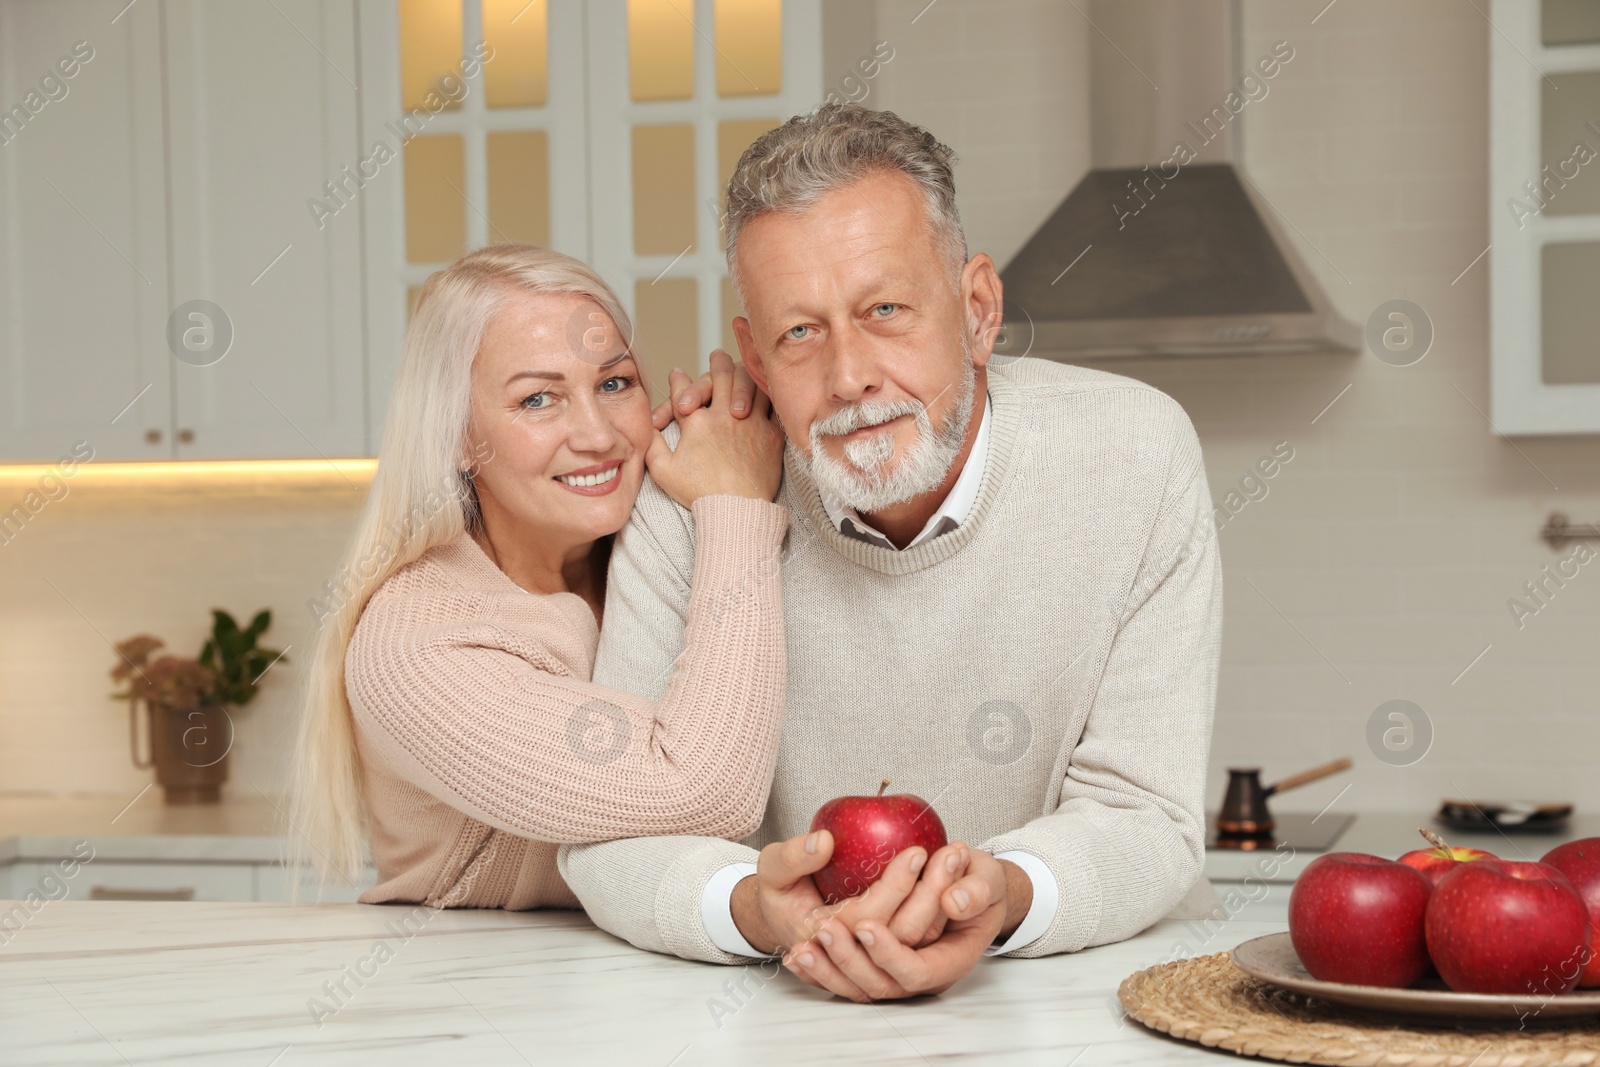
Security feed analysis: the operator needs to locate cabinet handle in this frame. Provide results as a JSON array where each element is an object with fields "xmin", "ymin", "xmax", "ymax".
[
  {"xmin": 145, "ymin": 429, "xmax": 162, "ymax": 444},
  {"xmin": 89, "ymin": 886, "xmax": 196, "ymax": 901},
  {"xmin": 178, "ymin": 429, "xmax": 195, "ymax": 444}
]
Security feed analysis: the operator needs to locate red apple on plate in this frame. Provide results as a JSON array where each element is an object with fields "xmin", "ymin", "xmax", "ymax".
[
  {"xmin": 1397, "ymin": 827, "xmax": 1494, "ymax": 887},
  {"xmin": 1288, "ymin": 852, "xmax": 1434, "ymax": 987},
  {"xmin": 1424, "ymin": 858, "xmax": 1590, "ymax": 995},
  {"xmin": 1541, "ymin": 838, "xmax": 1600, "ymax": 988},
  {"xmin": 810, "ymin": 780, "xmax": 947, "ymax": 904}
]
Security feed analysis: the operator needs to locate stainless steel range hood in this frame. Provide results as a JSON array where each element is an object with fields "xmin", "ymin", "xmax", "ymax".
[{"xmin": 997, "ymin": 0, "xmax": 1359, "ymax": 360}]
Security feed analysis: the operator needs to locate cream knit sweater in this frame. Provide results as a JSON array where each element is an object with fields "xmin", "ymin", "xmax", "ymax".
[
  {"xmin": 344, "ymin": 494, "xmax": 790, "ymax": 910},
  {"xmin": 559, "ymin": 358, "xmax": 1223, "ymax": 962}
]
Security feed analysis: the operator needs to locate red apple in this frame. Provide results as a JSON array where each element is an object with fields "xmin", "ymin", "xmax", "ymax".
[
  {"xmin": 810, "ymin": 780, "xmax": 947, "ymax": 904},
  {"xmin": 1541, "ymin": 838, "xmax": 1600, "ymax": 988},
  {"xmin": 1288, "ymin": 852, "xmax": 1434, "ymax": 987},
  {"xmin": 1397, "ymin": 827, "xmax": 1495, "ymax": 887},
  {"xmin": 1425, "ymin": 858, "xmax": 1590, "ymax": 996}
]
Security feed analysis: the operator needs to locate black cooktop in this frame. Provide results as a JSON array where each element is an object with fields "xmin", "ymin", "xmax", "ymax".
[{"xmin": 1206, "ymin": 812, "xmax": 1355, "ymax": 852}]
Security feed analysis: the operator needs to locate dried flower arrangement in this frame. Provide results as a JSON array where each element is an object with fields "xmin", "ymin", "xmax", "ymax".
[
  {"xmin": 110, "ymin": 610, "xmax": 285, "ymax": 804},
  {"xmin": 111, "ymin": 610, "xmax": 284, "ymax": 710}
]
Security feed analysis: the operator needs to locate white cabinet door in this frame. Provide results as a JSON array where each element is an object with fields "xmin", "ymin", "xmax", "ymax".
[
  {"xmin": 164, "ymin": 0, "xmax": 366, "ymax": 458},
  {"xmin": 254, "ymin": 860, "xmax": 377, "ymax": 903},
  {"xmin": 0, "ymin": 0, "xmax": 172, "ymax": 462},
  {"xmin": 1489, "ymin": 0, "xmax": 1600, "ymax": 434},
  {"xmin": 10, "ymin": 859, "xmax": 257, "ymax": 902}
]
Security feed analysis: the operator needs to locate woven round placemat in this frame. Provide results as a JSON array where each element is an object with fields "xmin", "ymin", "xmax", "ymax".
[{"xmin": 1118, "ymin": 952, "xmax": 1600, "ymax": 1066}]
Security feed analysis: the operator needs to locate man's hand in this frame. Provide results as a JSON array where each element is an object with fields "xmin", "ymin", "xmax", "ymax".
[
  {"xmin": 800, "ymin": 847, "xmax": 1016, "ymax": 1002},
  {"xmin": 731, "ymin": 830, "xmax": 926, "ymax": 955},
  {"xmin": 650, "ymin": 353, "xmax": 759, "ymax": 430},
  {"xmin": 878, "ymin": 840, "xmax": 973, "ymax": 948},
  {"xmin": 730, "ymin": 832, "xmax": 1036, "ymax": 1002}
]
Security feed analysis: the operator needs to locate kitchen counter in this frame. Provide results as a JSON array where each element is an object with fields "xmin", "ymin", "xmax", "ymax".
[
  {"xmin": 4, "ymin": 802, "xmax": 1593, "ymax": 1062},
  {"xmin": 0, "ymin": 792, "xmax": 376, "ymax": 903},
  {"xmin": 1204, "ymin": 810, "xmax": 1600, "ymax": 882},
  {"xmin": 4, "ymin": 794, "xmax": 1591, "ymax": 907},
  {"xmin": 0, "ymin": 899, "xmax": 1278, "ymax": 1065},
  {"xmin": 19, "ymin": 794, "xmax": 1589, "ymax": 872},
  {"xmin": 0, "ymin": 791, "xmax": 286, "ymax": 864}
]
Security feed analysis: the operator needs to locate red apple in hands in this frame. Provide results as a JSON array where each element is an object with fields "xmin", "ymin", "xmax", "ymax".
[
  {"xmin": 809, "ymin": 780, "xmax": 948, "ymax": 905},
  {"xmin": 1288, "ymin": 853, "xmax": 1433, "ymax": 987},
  {"xmin": 1397, "ymin": 827, "xmax": 1494, "ymax": 887},
  {"xmin": 1541, "ymin": 838, "xmax": 1600, "ymax": 988},
  {"xmin": 1425, "ymin": 858, "xmax": 1590, "ymax": 995}
]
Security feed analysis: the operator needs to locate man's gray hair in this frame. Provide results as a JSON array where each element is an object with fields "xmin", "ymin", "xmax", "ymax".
[{"xmin": 723, "ymin": 103, "xmax": 968, "ymax": 301}]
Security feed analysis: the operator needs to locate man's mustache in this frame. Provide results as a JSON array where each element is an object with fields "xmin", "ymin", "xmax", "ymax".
[{"xmin": 812, "ymin": 397, "xmax": 923, "ymax": 437}]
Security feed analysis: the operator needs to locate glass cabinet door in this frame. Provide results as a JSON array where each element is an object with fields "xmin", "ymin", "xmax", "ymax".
[
  {"xmin": 361, "ymin": 0, "xmax": 824, "ymax": 433},
  {"xmin": 586, "ymin": 0, "xmax": 823, "ymax": 399},
  {"xmin": 1490, "ymin": 0, "xmax": 1600, "ymax": 434},
  {"xmin": 360, "ymin": 0, "xmax": 590, "ymax": 439}
]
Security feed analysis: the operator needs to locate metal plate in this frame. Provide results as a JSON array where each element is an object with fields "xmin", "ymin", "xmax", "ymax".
[{"xmin": 1230, "ymin": 933, "xmax": 1600, "ymax": 1021}]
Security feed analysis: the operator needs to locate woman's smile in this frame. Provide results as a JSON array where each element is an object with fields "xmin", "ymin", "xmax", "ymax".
[{"xmin": 554, "ymin": 459, "xmax": 625, "ymax": 495}]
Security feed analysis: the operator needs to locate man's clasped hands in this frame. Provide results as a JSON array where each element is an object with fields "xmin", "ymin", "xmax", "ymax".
[{"xmin": 728, "ymin": 829, "xmax": 1034, "ymax": 1002}]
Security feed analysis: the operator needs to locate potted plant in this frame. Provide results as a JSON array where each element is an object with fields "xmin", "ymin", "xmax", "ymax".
[{"xmin": 110, "ymin": 610, "xmax": 285, "ymax": 804}]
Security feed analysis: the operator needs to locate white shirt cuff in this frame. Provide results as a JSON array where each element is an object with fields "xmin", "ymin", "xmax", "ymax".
[
  {"xmin": 984, "ymin": 850, "xmax": 1057, "ymax": 956},
  {"xmin": 699, "ymin": 862, "xmax": 772, "ymax": 958}
]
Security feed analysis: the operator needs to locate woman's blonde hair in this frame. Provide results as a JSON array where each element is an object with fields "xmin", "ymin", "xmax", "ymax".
[{"xmin": 286, "ymin": 244, "xmax": 635, "ymax": 896}]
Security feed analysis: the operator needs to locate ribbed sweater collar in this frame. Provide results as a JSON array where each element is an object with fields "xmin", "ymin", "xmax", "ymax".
[
  {"xmin": 422, "ymin": 533, "xmax": 599, "ymax": 636},
  {"xmin": 430, "ymin": 533, "xmax": 527, "ymax": 594},
  {"xmin": 780, "ymin": 364, "xmax": 1025, "ymax": 576}
]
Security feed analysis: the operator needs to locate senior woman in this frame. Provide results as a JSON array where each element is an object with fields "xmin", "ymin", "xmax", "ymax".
[{"xmin": 289, "ymin": 244, "xmax": 788, "ymax": 910}]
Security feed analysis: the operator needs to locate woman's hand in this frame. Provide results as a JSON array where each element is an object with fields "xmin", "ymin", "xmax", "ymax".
[
  {"xmin": 650, "ymin": 352, "xmax": 759, "ymax": 429},
  {"xmin": 645, "ymin": 349, "xmax": 784, "ymax": 506}
]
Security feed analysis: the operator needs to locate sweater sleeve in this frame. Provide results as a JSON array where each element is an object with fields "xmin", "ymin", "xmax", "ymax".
[
  {"xmin": 558, "ymin": 835, "xmax": 763, "ymax": 963},
  {"xmin": 559, "ymin": 474, "xmax": 769, "ymax": 964},
  {"xmin": 345, "ymin": 493, "xmax": 789, "ymax": 845},
  {"xmin": 980, "ymin": 415, "xmax": 1222, "ymax": 958}
]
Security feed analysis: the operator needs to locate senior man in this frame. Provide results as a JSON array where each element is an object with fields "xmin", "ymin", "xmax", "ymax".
[{"xmin": 558, "ymin": 103, "xmax": 1223, "ymax": 1002}]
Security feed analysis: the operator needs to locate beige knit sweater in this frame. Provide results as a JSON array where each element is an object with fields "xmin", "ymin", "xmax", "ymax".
[
  {"xmin": 560, "ymin": 357, "xmax": 1223, "ymax": 963},
  {"xmin": 343, "ymin": 494, "xmax": 790, "ymax": 910}
]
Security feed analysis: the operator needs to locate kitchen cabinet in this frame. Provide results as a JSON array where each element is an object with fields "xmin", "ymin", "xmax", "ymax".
[
  {"xmin": 0, "ymin": 0, "xmax": 172, "ymax": 462},
  {"xmin": 8, "ymin": 859, "xmax": 256, "ymax": 902},
  {"xmin": 163, "ymin": 0, "xmax": 367, "ymax": 459},
  {"xmin": 256, "ymin": 861, "xmax": 376, "ymax": 904},
  {"xmin": 0, "ymin": 0, "xmax": 366, "ymax": 462},
  {"xmin": 0, "ymin": 794, "xmax": 375, "ymax": 904},
  {"xmin": 358, "ymin": 0, "xmax": 869, "ymax": 433},
  {"xmin": 1489, "ymin": 0, "xmax": 1600, "ymax": 434},
  {"xmin": 2, "ymin": 0, "xmax": 874, "ymax": 462},
  {"xmin": 3, "ymin": 858, "xmax": 375, "ymax": 902},
  {"xmin": 580, "ymin": 0, "xmax": 829, "ymax": 394}
]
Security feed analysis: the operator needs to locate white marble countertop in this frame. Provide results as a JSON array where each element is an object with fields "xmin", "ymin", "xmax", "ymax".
[{"xmin": 0, "ymin": 899, "xmax": 1280, "ymax": 1066}]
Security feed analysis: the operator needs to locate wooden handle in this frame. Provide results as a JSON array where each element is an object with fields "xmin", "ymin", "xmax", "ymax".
[{"xmin": 1266, "ymin": 757, "xmax": 1352, "ymax": 796}]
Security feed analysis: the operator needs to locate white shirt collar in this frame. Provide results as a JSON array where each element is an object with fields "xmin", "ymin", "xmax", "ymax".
[{"xmin": 818, "ymin": 392, "xmax": 992, "ymax": 551}]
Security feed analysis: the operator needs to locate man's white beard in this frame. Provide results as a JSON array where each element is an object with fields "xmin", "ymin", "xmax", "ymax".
[{"xmin": 803, "ymin": 356, "xmax": 977, "ymax": 514}]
